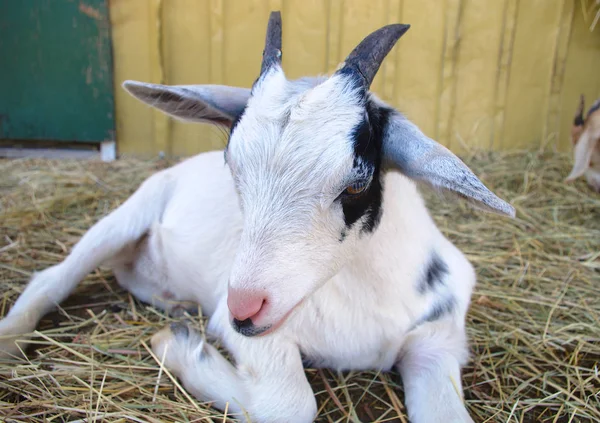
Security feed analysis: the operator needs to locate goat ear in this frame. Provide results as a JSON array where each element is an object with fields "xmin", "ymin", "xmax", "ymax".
[
  {"xmin": 122, "ymin": 81, "xmax": 250, "ymax": 127},
  {"xmin": 382, "ymin": 112, "xmax": 516, "ymax": 217},
  {"xmin": 565, "ymin": 129, "xmax": 598, "ymax": 182}
]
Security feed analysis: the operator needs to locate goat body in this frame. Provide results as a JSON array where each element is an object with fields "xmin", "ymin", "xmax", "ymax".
[{"xmin": 0, "ymin": 13, "xmax": 515, "ymax": 423}]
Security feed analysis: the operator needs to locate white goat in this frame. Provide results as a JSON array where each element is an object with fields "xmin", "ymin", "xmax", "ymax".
[
  {"xmin": 0, "ymin": 13, "xmax": 515, "ymax": 423},
  {"xmin": 566, "ymin": 94, "xmax": 600, "ymax": 192}
]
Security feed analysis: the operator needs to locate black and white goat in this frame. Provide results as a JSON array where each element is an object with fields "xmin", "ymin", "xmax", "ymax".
[{"xmin": 0, "ymin": 13, "xmax": 515, "ymax": 423}]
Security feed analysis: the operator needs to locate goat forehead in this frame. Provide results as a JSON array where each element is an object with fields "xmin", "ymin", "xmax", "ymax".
[{"xmin": 229, "ymin": 74, "xmax": 366, "ymax": 191}]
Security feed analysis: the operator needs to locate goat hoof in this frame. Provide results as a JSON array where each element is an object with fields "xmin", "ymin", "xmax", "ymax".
[
  {"xmin": 169, "ymin": 322, "xmax": 190, "ymax": 338},
  {"xmin": 0, "ymin": 338, "xmax": 26, "ymax": 360},
  {"xmin": 170, "ymin": 304, "xmax": 199, "ymax": 318},
  {"xmin": 0, "ymin": 317, "xmax": 31, "ymax": 359},
  {"xmin": 151, "ymin": 322, "xmax": 206, "ymax": 373}
]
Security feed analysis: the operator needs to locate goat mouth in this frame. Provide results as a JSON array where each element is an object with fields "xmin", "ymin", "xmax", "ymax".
[
  {"xmin": 230, "ymin": 300, "xmax": 304, "ymax": 337},
  {"xmin": 231, "ymin": 318, "xmax": 272, "ymax": 337}
]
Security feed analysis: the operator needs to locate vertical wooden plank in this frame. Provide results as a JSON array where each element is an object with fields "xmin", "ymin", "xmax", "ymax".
[
  {"xmin": 543, "ymin": 0, "xmax": 574, "ymax": 150},
  {"xmin": 491, "ymin": 0, "xmax": 518, "ymax": 150},
  {"xmin": 450, "ymin": 0, "xmax": 505, "ymax": 151},
  {"xmin": 281, "ymin": 0, "xmax": 328, "ymax": 80},
  {"xmin": 325, "ymin": 0, "xmax": 344, "ymax": 73},
  {"xmin": 161, "ymin": 0, "xmax": 211, "ymax": 85},
  {"xmin": 436, "ymin": 0, "xmax": 463, "ymax": 150},
  {"xmin": 338, "ymin": 0, "xmax": 389, "ymax": 96},
  {"xmin": 209, "ymin": 0, "xmax": 225, "ymax": 85},
  {"xmin": 392, "ymin": 0, "xmax": 446, "ymax": 141},
  {"xmin": 150, "ymin": 0, "xmax": 169, "ymax": 156},
  {"xmin": 380, "ymin": 0, "xmax": 402, "ymax": 104},
  {"xmin": 558, "ymin": 5, "xmax": 600, "ymax": 151},
  {"xmin": 109, "ymin": 0, "xmax": 157, "ymax": 156},
  {"xmin": 269, "ymin": 0, "xmax": 284, "ymax": 15},
  {"xmin": 501, "ymin": 0, "xmax": 563, "ymax": 149},
  {"xmin": 162, "ymin": 0, "xmax": 215, "ymax": 157},
  {"xmin": 222, "ymin": 0, "xmax": 272, "ymax": 88}
]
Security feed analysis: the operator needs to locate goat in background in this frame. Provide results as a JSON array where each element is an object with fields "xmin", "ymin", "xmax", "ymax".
[{"xmin": 566, "ymin": 94, "xmax": 600, "ymax": 192}]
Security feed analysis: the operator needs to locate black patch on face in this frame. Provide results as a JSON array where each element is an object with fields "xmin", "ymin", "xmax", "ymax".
[
  {"xmin": 418, "ymin": 253, "xmax": 449, "ymax": 294},
  {"xmin": 231, "ymin": 318, "xmax": 271, "ymax": 337},
  {"xmin": 340, "ymin": 100, "xmax": 393, "ymax": 233}
]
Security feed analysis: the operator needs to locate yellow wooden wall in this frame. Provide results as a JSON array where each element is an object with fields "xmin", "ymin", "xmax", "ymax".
[{"xmin": 109, "ymin": 0, "xmax": 600, "ymax": 157}]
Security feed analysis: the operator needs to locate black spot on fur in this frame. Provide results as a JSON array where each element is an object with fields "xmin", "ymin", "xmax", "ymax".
[
  {"xmin": 418, "ymin": 253, "xmax": 449, "ymax": 294},
  {"xmin": 339, "ymin": 229, "xmax": 347, "ymax": 242},
  {"xmin": 410, "ymin": 296, "xmax": 456, "ymax": 331},
  {"xmin": 340, "ymin": 100, "xmax": 393, "ymax": 233},
  {"xmin": 423, "ymin": 297, "xmax": 455, "ymax": 323},
  {"xmin": 574, "ymin": 115, "xmax": 584, "ymax": 126},
  {"xmin": 231, "ymin": 318, "xmax": 271, "ymax": 337}
]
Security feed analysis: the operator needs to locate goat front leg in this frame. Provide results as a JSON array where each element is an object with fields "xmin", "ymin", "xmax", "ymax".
[
  {"xmin": 151, "ymin": 321, "xmax": 317, "ymax": 423},
  {"xmin": 396, "ymin": 319, "xmax": 474, "ymax": 423}
]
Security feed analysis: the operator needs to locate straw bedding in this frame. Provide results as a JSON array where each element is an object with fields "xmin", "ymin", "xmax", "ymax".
[{"xmin": 0, "ymin": 150, "xmax": 598, "ymax": 422}]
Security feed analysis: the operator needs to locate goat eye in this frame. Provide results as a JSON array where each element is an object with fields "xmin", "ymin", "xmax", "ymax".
[{"xmin": 344, "ymin": 180, "xmax": 369, "ymax": 196}]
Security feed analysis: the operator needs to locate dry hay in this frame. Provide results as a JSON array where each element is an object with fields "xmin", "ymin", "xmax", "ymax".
[{"xmin": 0, "ymin": 150, "xmax": 598, "ymax": 423}]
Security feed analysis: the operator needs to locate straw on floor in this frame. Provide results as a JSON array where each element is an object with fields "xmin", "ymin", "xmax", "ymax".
[{"xmin": 0, "ymin": 150, "xmax": 598, "ymax": 423}]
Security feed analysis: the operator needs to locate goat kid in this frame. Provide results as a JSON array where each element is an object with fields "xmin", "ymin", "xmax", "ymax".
[
  {"xmin": 566, "ymin": 95, "xmax": 600, "ymax": 192},
  {"xmin": 0, "ymin": 13, "xmax": 515, "ymax": 423}
]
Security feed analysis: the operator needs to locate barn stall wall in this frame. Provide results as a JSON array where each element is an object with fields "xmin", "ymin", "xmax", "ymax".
[{"xmin": 109, "ymin": 0, "xmax": 600, "ymax": 157}]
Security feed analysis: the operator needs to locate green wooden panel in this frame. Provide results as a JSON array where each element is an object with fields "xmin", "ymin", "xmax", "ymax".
[{"xmin": 0, "ymin": 0, "xmax": 114, "ymax": 143}]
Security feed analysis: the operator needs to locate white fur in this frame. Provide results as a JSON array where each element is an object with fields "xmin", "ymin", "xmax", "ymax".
[{"xmin": 0, "ymin": 68, "xmax": 484, "ymax": 423}]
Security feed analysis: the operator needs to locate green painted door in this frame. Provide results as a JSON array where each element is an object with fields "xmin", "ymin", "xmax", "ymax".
[{"xmin": 0, "ymin": 0, "xmax": 114, "ymax": 143}]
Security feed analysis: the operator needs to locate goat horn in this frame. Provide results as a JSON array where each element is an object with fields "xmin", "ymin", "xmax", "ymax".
[
  {"xmin": 260, "ymin": 11, "xmax": 283, "ymax": 75},
  {"xmin": 336, "ymin": 24, "xmax": 410, "ymax": 89},
  {"xmin": 574, "ymin": 94, "xmax": 585, "ymax": 126}
]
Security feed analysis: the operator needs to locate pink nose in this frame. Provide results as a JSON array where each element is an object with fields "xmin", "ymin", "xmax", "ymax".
[{"xmin": 227, "ymin": 288, "xmax": 266, "ymax": 321}]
